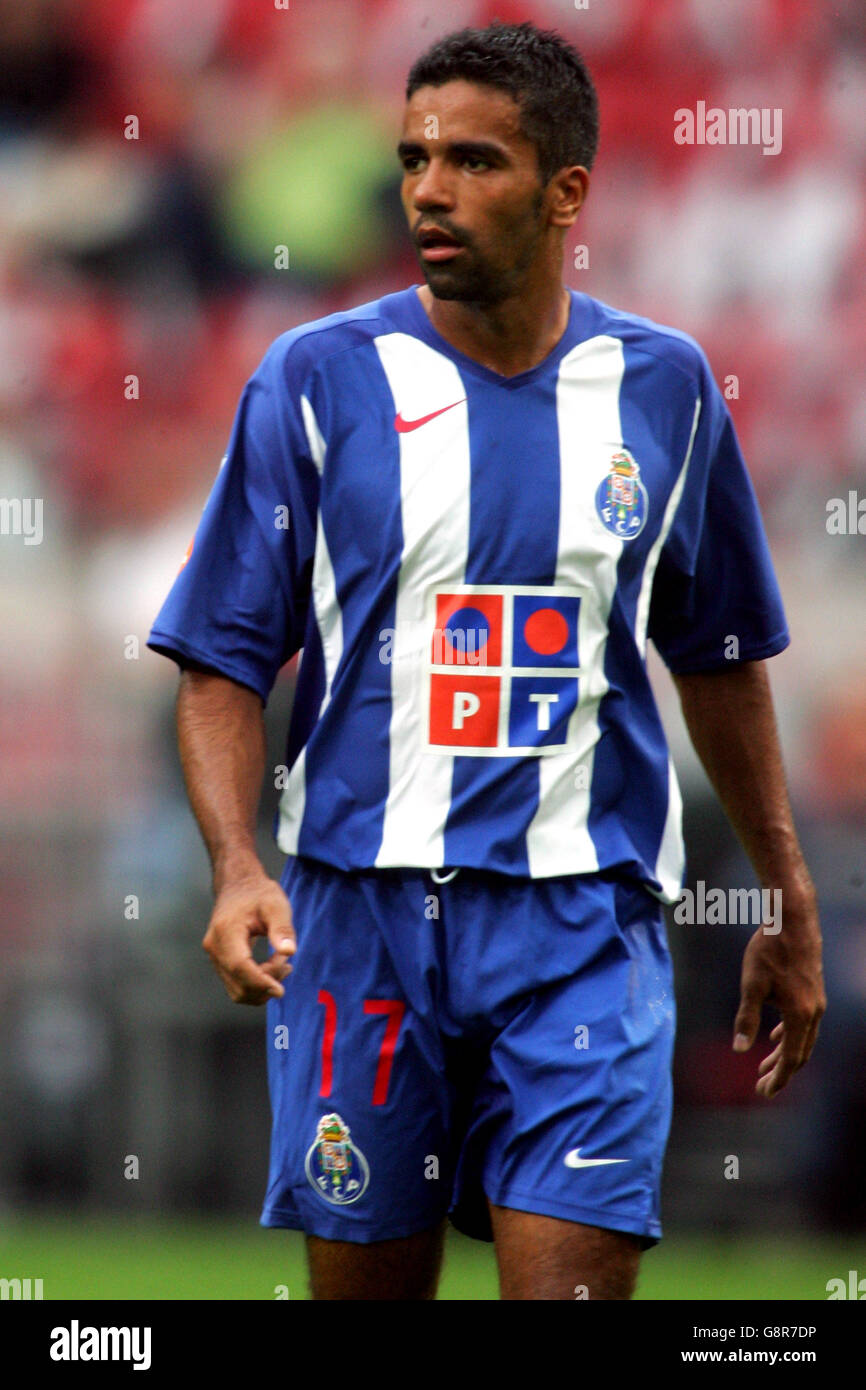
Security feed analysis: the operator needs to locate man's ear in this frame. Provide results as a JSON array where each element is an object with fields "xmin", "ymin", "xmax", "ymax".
[{"xmin": 548, "ymin": 165, "xmax": 590, "ymax": 229}]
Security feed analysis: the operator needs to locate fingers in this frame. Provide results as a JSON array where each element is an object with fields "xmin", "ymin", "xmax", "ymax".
[
  {"xmin": 260, "ymin": 955, "xmax": 292, "ymax": 983},
  {"xmin": 732, "ymin": 981, "xmax": 764, "ymax": 1053},
  {"xmin": 259, "ymin": 880, "xmax": 297, "ymax": 960},
  {"xmin": 755, "ymin": 1013, "xmax": 813, "ymax": 1099},
  {"xmin": 749, "ymin": 1008, "xmax": 823, "ymax": 1099},
  {"xmin": 203, "ymin": 875, "xmax": 297, "ymax": 1006},
  {"xmin": 209, "ymin": 950, "xmax": 286, "ymax": 1006},
  {"xmin": 757, "ymin": 1040, "xmax": 783, "ymax": 1077},
  {"xmin": 755, "ymin": 1021, "xmax": 785, "ymax": 1077},
  {"xmin": 801, "ymin": 1009, "xmax": 823, "ymax": 1066},
  {"xmin": 734, "ymin": 918, "xmax": 825, "ymax": 1098}
]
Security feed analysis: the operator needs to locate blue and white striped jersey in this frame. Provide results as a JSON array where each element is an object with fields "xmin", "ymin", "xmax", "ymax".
[{"xmin": 147, "ymin": 286, "xmax": 789, "ymax": 901}]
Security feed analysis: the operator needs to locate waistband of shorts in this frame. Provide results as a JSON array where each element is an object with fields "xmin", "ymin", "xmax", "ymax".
[
  {"xmin": 429, "ymin": 866, "xmax": 461, "ymax": 884},
  {"xmin": 287, "ymin": 852, "xmax": 658, "ymax": 899}
]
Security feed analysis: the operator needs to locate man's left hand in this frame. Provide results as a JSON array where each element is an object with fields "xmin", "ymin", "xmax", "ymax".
[{"xmin": 732, "ymin": 898, "xmax": 826, "ymax": 1098}]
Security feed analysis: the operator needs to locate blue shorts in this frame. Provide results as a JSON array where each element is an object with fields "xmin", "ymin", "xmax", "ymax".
[{"xmin": 261, "ymin": 855, "xmax": 676, "ymax": 1246}]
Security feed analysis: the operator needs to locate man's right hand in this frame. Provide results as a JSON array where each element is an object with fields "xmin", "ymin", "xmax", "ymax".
[{"xmin": 202, "ymin": 869, "xmax": 296, "ymax": 1005}]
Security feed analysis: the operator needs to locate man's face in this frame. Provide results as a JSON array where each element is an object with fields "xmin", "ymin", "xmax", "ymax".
[{"xmin": 399, "ymin": 80, "xmax": 549, "ymax": 304}]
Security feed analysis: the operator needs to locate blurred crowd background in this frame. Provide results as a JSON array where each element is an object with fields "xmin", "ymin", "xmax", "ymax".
[{"xmin": 1, "ymin": 0, "xmax": 864, "ymax": 1252}]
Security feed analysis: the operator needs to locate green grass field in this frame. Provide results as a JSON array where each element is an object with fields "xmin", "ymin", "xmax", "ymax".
[{"xmin": 0, "ymin": 1217, "xmax": 859, "ymax": 1300}]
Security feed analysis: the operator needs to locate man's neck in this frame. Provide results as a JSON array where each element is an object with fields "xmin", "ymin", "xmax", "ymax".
[{"xmin": 417, "ymin": 282, "xmax": 571, "ymax": 379}]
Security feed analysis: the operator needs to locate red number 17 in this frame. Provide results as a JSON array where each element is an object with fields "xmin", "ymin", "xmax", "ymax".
[{"xmin": 317, "ymin": 990, "xmax": 405, "ymax": 1106}]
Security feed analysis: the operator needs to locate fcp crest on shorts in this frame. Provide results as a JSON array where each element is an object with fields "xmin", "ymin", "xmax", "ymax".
[{"xmin": 305, "ymin": 1113, "xmax": 370, "ymax": 1206}]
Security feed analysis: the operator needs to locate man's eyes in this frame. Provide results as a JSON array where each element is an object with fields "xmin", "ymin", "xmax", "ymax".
[{"xmin": 400, "ymin": 153, "xmax": 493, "ymax": 172}]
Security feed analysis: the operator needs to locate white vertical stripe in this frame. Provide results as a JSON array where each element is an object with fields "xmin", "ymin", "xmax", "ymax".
[
  {"xmin": 372, "ymin": 332, "xmax": 471, "ymax": 867},
  {"xmin": 635, "ymin": 396, "xmax": 702, "ymax": 657},
  {"xmin": 526, "ymin": 336, "xmax": 626, "ymax": 876},
  {"xmin": 497, "ymin": 595, "xmax": 514, "ymax": 750},
  {"xmin": 300, "ymin": 395, "xmax": 326, "ymax": 478},
  {"xmin": 276, "ymin": 397, "xmax": 343, "ymax": 855},
  {"xmin": 639, "ymin": 395, "xmax": 701, "ymax": 897},
  {"xmin": 654, "ymin": 753, "xmax": 685, "ymax": 900}
]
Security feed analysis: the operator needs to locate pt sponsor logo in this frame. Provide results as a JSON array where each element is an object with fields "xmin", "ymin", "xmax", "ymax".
[{"xmin": 427, "ymin": 584, "xmax": 582, "ymax": 756}]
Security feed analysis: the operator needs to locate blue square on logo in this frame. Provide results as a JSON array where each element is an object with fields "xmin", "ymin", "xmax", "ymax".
[
  {"xmin": 508, "ymin": 676, "xmax": 578, "ymax": 748},
  {"xmin": 512, "ymin": 595, "xmax": 579, "ymax": 668}
]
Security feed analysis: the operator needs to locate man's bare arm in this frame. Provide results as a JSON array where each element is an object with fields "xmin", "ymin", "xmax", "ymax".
[
  {"xmin": 672, "ymin": 660, "xmax": 825, "ymax": 1098},
  {"xmin": 176, "ymin": 666, "xmax": 295, "ymax": 1004}
]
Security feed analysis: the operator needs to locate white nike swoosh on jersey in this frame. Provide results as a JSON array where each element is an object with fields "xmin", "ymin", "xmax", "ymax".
[{"xmin": 563, "ymin": 1148, "xmax": 630, "ymax": 1168}]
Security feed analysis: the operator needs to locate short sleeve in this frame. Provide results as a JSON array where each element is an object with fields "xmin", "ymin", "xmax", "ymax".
[
  {"xmin": 147, "ymin": 342, "xmax": 319, "ymax": 703},
  {"xmin": 647, "ymin": 361, "xmax": 789, "ymax": 674}
]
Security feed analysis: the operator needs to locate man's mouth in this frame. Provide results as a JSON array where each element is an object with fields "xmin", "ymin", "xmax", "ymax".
[{"xmin": 416, "ymin": 226, "xmax": 465, "ymax": 262}]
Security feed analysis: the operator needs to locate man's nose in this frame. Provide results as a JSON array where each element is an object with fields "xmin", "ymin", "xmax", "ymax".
[{"xmin": 412, "ymin": 157, "xmax": 455, "ymax": 210}]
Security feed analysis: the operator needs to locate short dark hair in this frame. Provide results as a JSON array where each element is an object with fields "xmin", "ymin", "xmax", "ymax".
[{"xmin": 406, "ymin": 21, "xmax": 599, "ymax": 184}]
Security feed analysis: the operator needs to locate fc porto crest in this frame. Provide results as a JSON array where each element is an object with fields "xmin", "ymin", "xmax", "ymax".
[
  {"xmin": 595, "ymin": 449, "xmax": 648, "ymax": 540},
  {"xmin": 305, "ymin": 1113, "xmax": 370, "ymax": 1206}
]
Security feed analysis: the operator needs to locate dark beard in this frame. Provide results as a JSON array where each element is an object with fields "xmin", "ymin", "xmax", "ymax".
[
  {"xmin": 421, "ymin": 192, "xmax": 545, "ymax": 305},
  {"xmin": 422, "ymin": 257, "xmax": 504, "ymax": 305}
]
